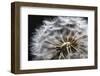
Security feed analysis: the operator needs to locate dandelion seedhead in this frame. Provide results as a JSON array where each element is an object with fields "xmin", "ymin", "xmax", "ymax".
[{"xmin": 30, "ymin": 16, "xmax": 88, "ymax": 60}]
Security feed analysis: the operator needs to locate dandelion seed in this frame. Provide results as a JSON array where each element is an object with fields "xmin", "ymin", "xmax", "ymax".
[{"xmin": 30, "ymin": 16, "xmax": 88, "ymax": 60}]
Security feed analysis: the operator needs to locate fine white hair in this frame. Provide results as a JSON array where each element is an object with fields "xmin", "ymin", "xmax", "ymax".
[{"xmin": 30, "ymin": 16, "xmax": 88, "ymax": 60}]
